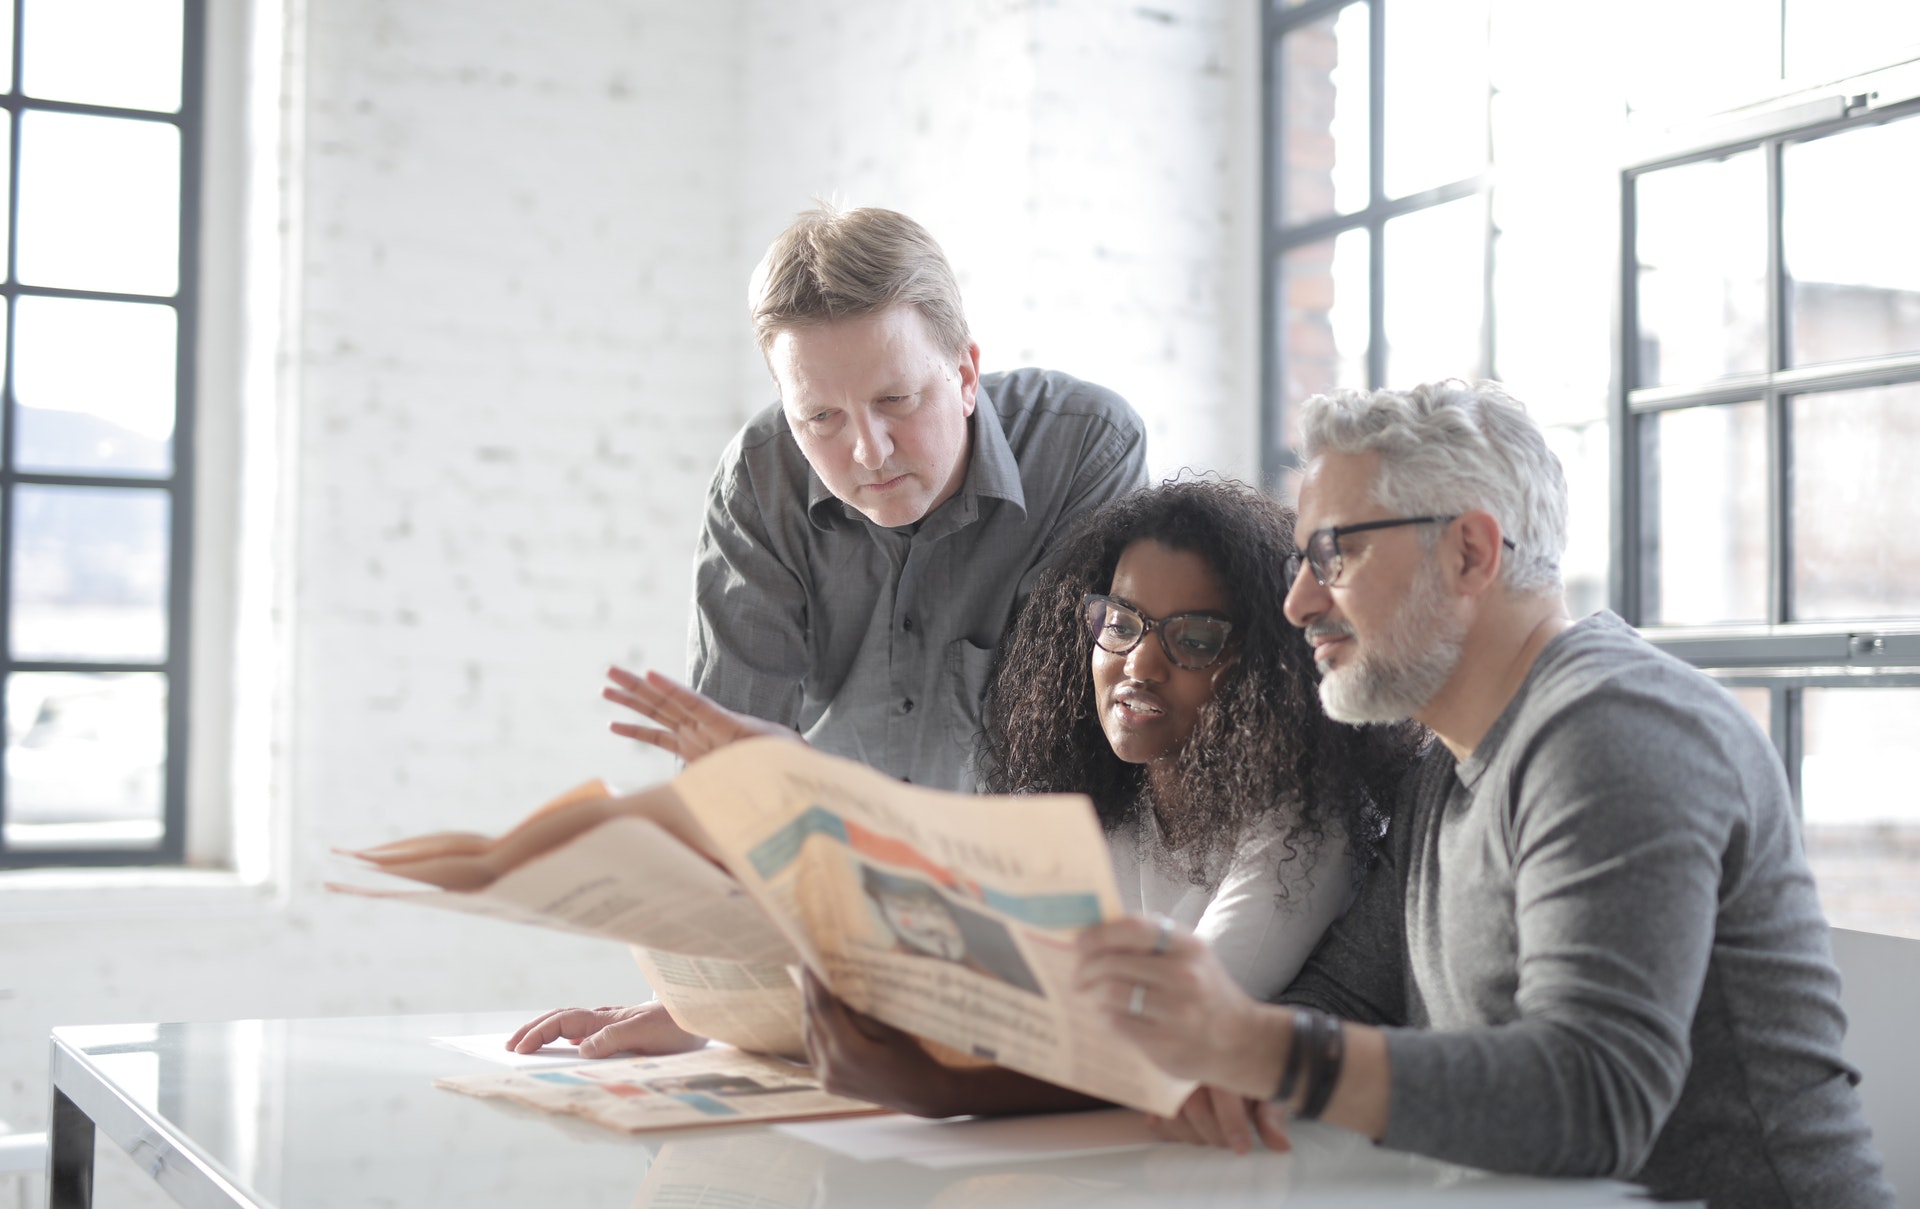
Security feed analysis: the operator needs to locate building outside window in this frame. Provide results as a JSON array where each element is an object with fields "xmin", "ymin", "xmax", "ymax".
[{"xmin": 0, "ymin": 0, "xmax": 202, "ymax": 867}]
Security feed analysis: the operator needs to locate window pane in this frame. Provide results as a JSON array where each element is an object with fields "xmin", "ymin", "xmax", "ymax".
[
  {"xmin": 1544, "ymin": 420, "xmax": 1611, "ymax": 619},
  {"xmin": 1634, "ymin": 151, "xmax": 1768, "ymax": 388},
  {"xmin": 1790, "ymin": 383, "xmax": 1920, "ymax": 622},
  {"xmin": 17, "ymin": 111, "xmax": 180, "ymax": 296},
  {"xmin": 1279, "ymin": 4, "xmax": 1368, "ymax": 225},
  {"xmin": 1637, "ymin": 401, "xmax": 1768, "ymax": 625},
  {"xmin": 1383, "ymin": 194, "xmax": 1486, "ymax": 386},
  {"xmin": 21, "ymin": 0, "xmax": 183, "ymax": 113},
  {"xmin": 1280, "ymin": 229, "xmax": 1370, "ymax": 404},
  {"xmin": 1618, "ymin": 0, "xmax": 1781, "ymax": 119},
  {"xmin": 14, "ymin": 296, "xmax": 176, "ymax": 476},
  {"xmin": 1801, "ymin": 687, "xmax": 1920, "ymax": 939},
  {"xmin": 1784, "ymin": 0, "xmax": 1920, "ymax": 82},
  {"xmin": 11, "ymin": 485, "xmax": 169, "ymax": 662},
  {"xmin": 0, "ymin": 2, "xmax": 12, "ymax": 93},
  {"xmin": 1728, "ymin": 686, "xmax": 1771, "ymax": 740},
  {"xmin": 1382, "ymin": 0, "xmax": 1489, "ymax": 199},
  {"xmin": 1784, "ymin": 115, "xmax": 1920, "ymax": 368},
  {"xmin": 4, "ymin": 671, "xmax": 166, "ymax": 850}
]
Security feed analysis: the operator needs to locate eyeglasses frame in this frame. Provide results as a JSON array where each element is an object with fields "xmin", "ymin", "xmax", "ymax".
[
  {"xmin": 1081, "ymin": 593, "xmax": 1236, "ymax": 671},
  {"xmin": 1285, "ymin": 515, "xmax": 1517, "ymax": 588}
]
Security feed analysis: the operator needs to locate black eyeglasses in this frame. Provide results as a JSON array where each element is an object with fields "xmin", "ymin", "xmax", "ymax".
[
  {"xmin": 1082, "ymin": 595, "xmax": 1235, "ymax": 671},
  {"xmin": 1284, "ymin": 515, "xmax": 1516, "ymax": 587}
]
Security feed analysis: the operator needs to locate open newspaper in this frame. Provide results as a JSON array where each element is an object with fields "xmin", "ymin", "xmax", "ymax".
[{"xmin": 332, "ymin": 739, "xmax": 1195, "ymax": 1116}]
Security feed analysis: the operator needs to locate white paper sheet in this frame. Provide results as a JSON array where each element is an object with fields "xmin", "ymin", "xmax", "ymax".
[
  {"xmin": 774, "ymin": 1107, "xmax": 1157, "ymax": 1168},
  {"xmin": 430, "ymin": 1032, "xmax": 606, "ymax": 1069}
]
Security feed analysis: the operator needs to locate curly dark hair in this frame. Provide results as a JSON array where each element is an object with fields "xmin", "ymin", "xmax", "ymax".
[{"xmin": 976, "ymin": 479, "xmax": 1422, "ymax": 890}]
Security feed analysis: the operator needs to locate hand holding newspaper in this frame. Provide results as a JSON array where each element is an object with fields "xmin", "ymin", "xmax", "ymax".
[{"xmin": 332, "ymin": 739, "xmax": 1196, "ymax": 1116}]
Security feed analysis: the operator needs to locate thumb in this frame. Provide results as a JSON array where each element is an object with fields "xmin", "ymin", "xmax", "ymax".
[{"xmin": 580, "ymin": 1021, "xmax": 634, "ymax": 1059}]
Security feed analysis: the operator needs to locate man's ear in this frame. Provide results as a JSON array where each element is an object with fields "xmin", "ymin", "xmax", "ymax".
[
  {"xmin": 1451, "ymin": 510, "xmax": 1506, "ymax": 597},
  {"xmin": 958, "ymin": 343, "xmax": 982, "ymax": 417}
]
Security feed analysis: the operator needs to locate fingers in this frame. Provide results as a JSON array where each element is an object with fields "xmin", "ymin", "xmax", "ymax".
[
  {"xmin": 1207, "ymin": 1086, "xmax": 1256, "ymax": 1155},
  {"xmin": 581, "ymin": 1003, "xmax": 707, "ymax": 1058},
  {"xmin": 608, "ymin": 719, "xmax": 682, "ymax": 756},
  {"xmin": 1147, "ymin": 1111, "xmax": 1203, "ymax": 1146},
  {"xmin": 1150, "ymin": 1088, "xmax": 1256, "ymax": 1153},
  {"xmin": 507, "ymin": 1006, "xmax": 614, "ymax": 1054},
  {"xmin": 1254, "ymin": 1100, "xmax": 1294, "ymax": 1153},
  {"xmin": 1076, "ymin": 914, "xmax": 1198, "ymax": 961}
]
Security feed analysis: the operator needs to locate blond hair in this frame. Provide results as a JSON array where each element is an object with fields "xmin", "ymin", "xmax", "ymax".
[{"xmin": 748, "ymin": 205, "xmax": 971, "ymax": 356}]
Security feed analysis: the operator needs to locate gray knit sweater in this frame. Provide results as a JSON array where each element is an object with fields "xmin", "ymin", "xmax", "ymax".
[{"xmin": 1283, "ymin": 612, "xmax": 1894, "ymax": 1207}]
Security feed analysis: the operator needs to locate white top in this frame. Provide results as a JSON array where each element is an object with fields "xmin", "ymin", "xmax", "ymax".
[{"xmin": 1107, "ymin": 809, "xmax": 1352, "ymax": 1000}]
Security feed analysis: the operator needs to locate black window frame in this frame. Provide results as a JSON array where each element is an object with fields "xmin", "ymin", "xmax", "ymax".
[
  {"xmin": 1259, "ymin": 0, "xmax": 1495, "ymax": 488},
  {"xmin": 1614, "ymin": 87, "xmax": 1920, "ymax": 805},
  {"xmin": 0, "ymin": 0, "xmax": 205, "ymax": 868}
]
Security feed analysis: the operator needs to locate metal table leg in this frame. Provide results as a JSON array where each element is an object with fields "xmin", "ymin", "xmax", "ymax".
[{"xmin": 47, "ymin": 1088, "xmax": 92, "ymax": 1209}]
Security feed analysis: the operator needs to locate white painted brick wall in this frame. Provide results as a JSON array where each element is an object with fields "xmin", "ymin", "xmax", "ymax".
[
  {"xmin": 737, "ymin": 0, "xmax": 1260, "ymax": 483},
  {"xmin": 0, "ymin": 3, "xmax": 1258, "ymax": 1195}
]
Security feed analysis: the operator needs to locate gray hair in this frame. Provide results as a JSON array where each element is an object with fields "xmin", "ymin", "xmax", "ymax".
[{"xmin": 1297, "ymin": 379, "xmax": 1567, "ymax": 596}]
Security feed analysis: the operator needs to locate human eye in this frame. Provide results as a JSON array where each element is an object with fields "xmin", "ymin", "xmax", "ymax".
[
  {"xmin": 794, "ymin": 407, "xmax": 842, "ymax": 432},
  {"xmin": 1172, "ymin": 622, "xmax": 1225, "ymax": 657},
  {"xmin": 1102, "ymin": 609, "xmax": 1142, "ymax": 639}
]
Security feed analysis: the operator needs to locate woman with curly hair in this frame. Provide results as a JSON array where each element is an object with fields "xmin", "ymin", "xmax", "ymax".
[
  {"xmin": 514, "ymin": 481, "xmax": 1419, "ymax": 1112},
  {"xmin": 975, "ymin": 478, "xmax": 1419, "ymax": 1000},
  {"xmin": 795, "ymin": 480, "xmax": 1423, "ymax": 1125}
]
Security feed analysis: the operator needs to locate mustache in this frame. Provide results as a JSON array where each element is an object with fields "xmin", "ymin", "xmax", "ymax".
[{"xmin": 1304, "ymin": 620, "xmax": 1354, "ymax": 644}]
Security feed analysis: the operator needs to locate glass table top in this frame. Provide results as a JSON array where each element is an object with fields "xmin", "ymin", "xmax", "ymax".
[{"xmin": 52, "ymin": 1010, "xmax": 1648, "ymax": 1209}]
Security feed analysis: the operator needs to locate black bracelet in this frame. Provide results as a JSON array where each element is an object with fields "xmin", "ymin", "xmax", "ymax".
[
  {"xmin": 1274, "ymin": 1007, "xmax": 1314, "ymax": 1103},
  {"xmin": 1297, "ymin": 1014, "xmax": 1346, "ymax": 1120}
]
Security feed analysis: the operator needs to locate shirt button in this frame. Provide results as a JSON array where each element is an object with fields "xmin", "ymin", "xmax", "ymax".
[
  {"xmin": 902, "ymin": 617, "xmax": 914, "ymax": 632},
  {"xmin": 902, "ymin": 699, "xmax": 915, "ymax": 713}
]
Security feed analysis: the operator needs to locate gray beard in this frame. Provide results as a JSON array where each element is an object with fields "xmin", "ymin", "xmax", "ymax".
[{"xmin": 1319, "ymin": 556, "xmax": 1466, "ymax": 725}]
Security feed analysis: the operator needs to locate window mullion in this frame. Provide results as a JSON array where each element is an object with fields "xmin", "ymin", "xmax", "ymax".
[
  {"xmin": 1365, "ymin": 0, "xmax": 1386, "ymax": 390},
  {"xmin": 1764, "ymin": 138, "xmax": 1790, "ymax": 630}
]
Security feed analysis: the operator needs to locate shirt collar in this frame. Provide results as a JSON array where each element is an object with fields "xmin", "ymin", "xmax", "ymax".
[{"xmin": 804, "ymin": 378, "xmax": 1029, "ymax": 531}]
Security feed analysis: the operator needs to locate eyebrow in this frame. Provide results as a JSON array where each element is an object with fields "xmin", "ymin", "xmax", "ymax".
[{"xmin": 1104, "ymin": 594, "xmax": 1232, "ymax": 620}]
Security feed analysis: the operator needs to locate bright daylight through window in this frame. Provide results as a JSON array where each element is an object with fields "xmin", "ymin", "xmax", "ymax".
[
  {"xmin": 0, "ymin": 0, "xmax": 199, "ymax": 868},
  {"xmin": 1264, "ymin": 0, "xmax": 1920, "ymax": 937}
]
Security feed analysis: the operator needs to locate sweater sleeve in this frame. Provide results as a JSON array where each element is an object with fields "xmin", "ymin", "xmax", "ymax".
[{"xmin": 1379, "ymin": 683, "xmax": 1736, "ymax": 1178}]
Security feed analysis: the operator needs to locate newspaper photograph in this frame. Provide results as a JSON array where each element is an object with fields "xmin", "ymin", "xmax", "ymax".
[{"xmin": 676, "ymin": 740, "xmax": 1197, "ymax": 1117}]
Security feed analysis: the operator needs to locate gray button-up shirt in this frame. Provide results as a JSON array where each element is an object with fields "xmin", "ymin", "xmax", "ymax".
[{"xmin": 688, "ymin": 368, "xmax": 1147, "ymax": 791}]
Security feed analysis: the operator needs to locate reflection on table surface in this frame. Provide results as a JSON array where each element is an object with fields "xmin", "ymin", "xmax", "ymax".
[{"xmin": 55, "ymin": 1011, "xmax": 1643, "ymax": 1209}]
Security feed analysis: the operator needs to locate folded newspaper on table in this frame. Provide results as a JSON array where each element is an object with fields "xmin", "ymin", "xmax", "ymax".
[
  {"xmin": 435, "ymin": 1045, "xmax": 884, "ymax": 1132},
  {"xmin": 331, "ymin": 738, "xmax": 1196, "ymax": 1116}
]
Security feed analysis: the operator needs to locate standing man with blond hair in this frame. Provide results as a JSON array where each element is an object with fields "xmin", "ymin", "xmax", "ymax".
[
  {"xmin": 513, "ymin": 205, "xmax": 1145, "ymax": 1060},
  {"xmin": 678, "ymin": 204, "xmax": 1146, "ymax": 790}
]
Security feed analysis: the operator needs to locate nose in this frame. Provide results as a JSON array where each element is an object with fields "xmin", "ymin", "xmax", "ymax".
[
  {"xmin": 849, "ymin": 411, "xmax": 892, "ymax": 471},
  {"xmin": 1122, "ymin": 628, "xmax": 1170, "ymax": 682},
  {"xmin": 1283, "ymin": 559, "xmax": 1326, "ymax": 629}
]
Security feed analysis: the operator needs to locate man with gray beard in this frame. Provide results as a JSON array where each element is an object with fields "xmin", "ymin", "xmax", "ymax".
[{"xmin": 1074, "ymin": 380, "xmax": 1893, "ymax": 1207}]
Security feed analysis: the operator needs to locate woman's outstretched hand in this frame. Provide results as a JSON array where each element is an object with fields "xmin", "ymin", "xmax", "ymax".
[
  {"xmin": 603, "ymin": 666, "xmax": 799, "ymax": 762},
  {"xmin": 506, "ymin": 1002, "xmax": 707, "ymax": 1059}
]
